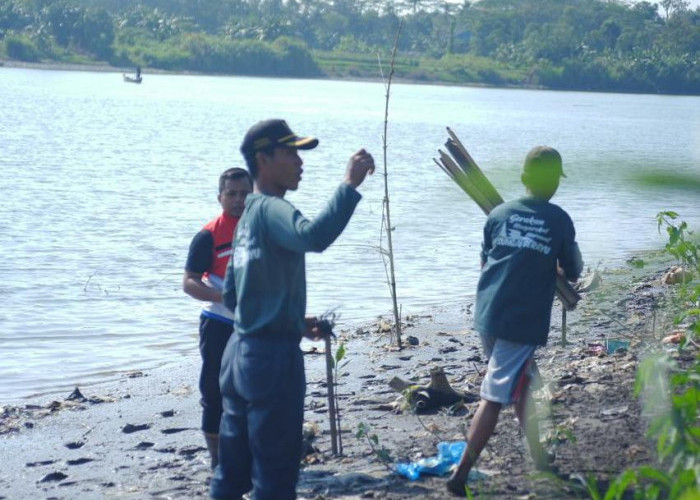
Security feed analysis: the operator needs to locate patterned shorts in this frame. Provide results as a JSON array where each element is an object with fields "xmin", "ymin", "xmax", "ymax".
[{"xmin": 479, "ymin": 334, "xmax": 541, "ymax": 406}]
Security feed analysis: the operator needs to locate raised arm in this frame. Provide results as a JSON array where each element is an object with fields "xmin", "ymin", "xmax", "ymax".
[{"xmin": 267, "ymin": 149, "xmax": 374, "ymax": 253}]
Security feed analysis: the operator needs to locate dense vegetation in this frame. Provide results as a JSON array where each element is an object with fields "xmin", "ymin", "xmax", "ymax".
[
  {"xmin": 1, "ymin": 0, "xmax": 698, "ymax": 94},
  {"xmin": 593, "ymin": 213, "xmax": 699, "ymax": 500}
]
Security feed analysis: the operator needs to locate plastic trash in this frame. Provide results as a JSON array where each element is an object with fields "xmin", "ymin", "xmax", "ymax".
[
  {"xmin": 587, "ymin": 342, "xmax": 606, "ymax": 355},
  {"xmin": 605, "ymin": 339, "xmax": 630, "ymax": 353},
  {"xmin": 395, "ymin": 441, "xmax": 466, "ymax": 481},
  {"xmin": 661, "ymin": 332, "xmax": 685, "ymax": 344}
]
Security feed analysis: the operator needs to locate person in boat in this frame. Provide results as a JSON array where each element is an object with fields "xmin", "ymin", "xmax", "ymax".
[
  {"xmin": 447, "ymin": 146, "xmax": 583, "ymax": 497},
  {"xmin": 210, "ymin": 119, "xmax": 375, "ymax": 500},
  {"xmin": 136, "ymin": 66, "xmax": 141, "ymax": 79},
  {"xmin": 183, "ymin": 167, "xmax": 253, "ymax": 469}
]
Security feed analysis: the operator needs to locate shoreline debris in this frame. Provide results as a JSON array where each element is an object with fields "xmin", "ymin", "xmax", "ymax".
[{"xmin": 389, "ymin": 366, "xmax": 478, "ymax": 413}]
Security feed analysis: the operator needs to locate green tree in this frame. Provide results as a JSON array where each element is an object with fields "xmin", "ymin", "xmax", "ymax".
[
  {"xmin": 41, "ymin": 1, "xmax": 83, "ymax": 47},
  {"xmin": 75, "ymin": 7, "xmax": 114, "ymax": 58},
  {"xmin": 659, "ymin": 0, "xmax": 690, "ymax": 19},
  {"xmin": 3, "ymin": 31, "xmax": 39, "ymax": 59},
  {"xmin": 0, "ymin": 0, "xmax": 33, "ymax": 34}
]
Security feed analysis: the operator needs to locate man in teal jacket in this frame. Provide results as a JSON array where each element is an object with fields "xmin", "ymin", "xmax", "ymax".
[{"xmin": 210, "ymin": 119, "xmax": 374, "ymax": 500}]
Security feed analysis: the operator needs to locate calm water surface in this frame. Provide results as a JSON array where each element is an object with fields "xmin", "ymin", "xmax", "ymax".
[{"xmin": 1, "ymin": 68, "xmax": 698, "ymax": 401}]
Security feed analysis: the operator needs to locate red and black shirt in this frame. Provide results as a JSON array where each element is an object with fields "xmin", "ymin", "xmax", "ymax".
[{"xmin": 185, "ymin": 212, "xmax": 240, "ymax": 323}]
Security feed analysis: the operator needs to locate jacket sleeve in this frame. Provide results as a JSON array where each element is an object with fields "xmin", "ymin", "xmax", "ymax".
[
  {"xmin": 265, "ymin": 183, "xmax": 362, "ymax": 253},
  {"xmin": 559, "ymin": 215, "xmax": 583, "ymax": 281},
  {"xmin": 480, "ymin": 217, "xmax": 494, "ymax": 266}
]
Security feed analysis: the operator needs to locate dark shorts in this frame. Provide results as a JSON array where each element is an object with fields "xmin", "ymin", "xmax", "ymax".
[{"xmin": 198, "ymin": 315, "xmax": 233, "ymax": 434}]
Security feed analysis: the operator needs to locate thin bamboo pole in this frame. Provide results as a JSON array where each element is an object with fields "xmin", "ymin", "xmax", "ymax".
[
  {"xmin": 381, "ymin": 21, "xmax": 403, "ymax": 347},
  {"xmin": 447, "ymin": 128, "xmax": 504, "ymax": 206},
  {"xmin": 324, "ymin": 335, "xmax": 338, "ymax": 455},
  {"xmin": 335, "ymin": 361, "xmax": 343, "ymax": 455},
  {"xmin": 561, "ymin": 308, "xmax": 568, "ymax": 345},
  {"xmin": 437, "ymin": 151, "xmax": 494, "ymax": 213}
]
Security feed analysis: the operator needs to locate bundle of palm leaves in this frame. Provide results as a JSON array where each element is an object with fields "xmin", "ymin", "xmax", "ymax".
[{"xmin": 434, "ymin": 127, "xmax": 580, "ymax": 310}]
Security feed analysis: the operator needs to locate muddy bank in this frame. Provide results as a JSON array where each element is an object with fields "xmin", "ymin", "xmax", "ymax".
[
  {"xmin": 0, "ymin": 59, "xmax": 175, "ymax": 75},
  {"xmin": 1, "ymin": 257, "xmax": 694, "ymax": 499}
]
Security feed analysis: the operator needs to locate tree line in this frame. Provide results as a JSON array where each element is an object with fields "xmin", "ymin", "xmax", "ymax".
[{"xmin": 1, "ymin": 0, "xmax": 698, "ymax": 94}]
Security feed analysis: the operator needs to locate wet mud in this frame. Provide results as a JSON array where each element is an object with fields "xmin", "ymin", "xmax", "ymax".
[{"xmin": 1, "ymin": 262, "xmax": 694, "ymax": 499}]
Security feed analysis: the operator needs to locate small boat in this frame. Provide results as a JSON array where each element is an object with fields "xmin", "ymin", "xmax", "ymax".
[{"xmin": 123, "ymin": 73, "xmax": 142, "ymax": 84}]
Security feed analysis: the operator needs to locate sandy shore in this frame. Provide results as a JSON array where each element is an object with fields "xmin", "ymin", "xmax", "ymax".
[{"xmin": 1, "ymin": 256, "xmax": 694, "ymax": 500}]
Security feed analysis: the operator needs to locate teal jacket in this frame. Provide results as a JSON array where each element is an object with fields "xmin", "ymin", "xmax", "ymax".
[
  {"xmin": 222, "ymin": 183, "xmax": 361, "ymax": 341},
  {"xmin": 475, "ymin": 196, "xmax": 583, "ymax": 346}
]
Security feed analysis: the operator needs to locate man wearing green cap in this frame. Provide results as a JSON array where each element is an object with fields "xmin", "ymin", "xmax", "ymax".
[
  {"xmin": 447, "ymin": 146, "xmax": 583, "ymax": 497},
  {"xmin": 210, "ymin": 119, "xmax": 375, "ymax": 500}
]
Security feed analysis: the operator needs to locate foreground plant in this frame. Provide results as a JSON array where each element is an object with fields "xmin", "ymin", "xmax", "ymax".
[
  {"xmin": 377, "ymin": 21, "xmax": 404, "ymax": 347},
  {"xmin": 356, "ymin": 422, "xmax": 394, "ymax": 470},
  {"xmin": 590, "ymin": 214, "xmax": 699, "ymax": 499},
  {"xmin": 319, "ymin": 311, "xmax": 347, "ymax": 456},
  {"xmin": 657, "ymin": 211, "xmax": 698, "ymax": 271}
]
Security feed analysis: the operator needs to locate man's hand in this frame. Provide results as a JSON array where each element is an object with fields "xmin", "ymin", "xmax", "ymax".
[
  {"xmin": 183, "ymin": 271, "xmax": 223, "ymax": 303},
  {"xmin": 556, "ymin": 262, "xmax": 578, "ymax": 284},
  {"xmin": 345, "ymin": 149, "xmax": 375, "ymax": 188},
  {"xmin": 303, "ymin": 316, "xmax": 323, "ymax": 341}
]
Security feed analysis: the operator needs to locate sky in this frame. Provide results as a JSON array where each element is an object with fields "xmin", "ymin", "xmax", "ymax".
[
  {"xmin": 453, "ymin": 0, "xmax": 700, "ymax": 9},
  {"xmin": 645, "ymin": 0, "xmax": 700, "ymax": 8}
]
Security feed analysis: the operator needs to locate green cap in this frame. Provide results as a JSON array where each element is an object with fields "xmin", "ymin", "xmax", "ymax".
[{"xmin": 523, "ymin": 146, "xmax": 566, "ymax": 178}]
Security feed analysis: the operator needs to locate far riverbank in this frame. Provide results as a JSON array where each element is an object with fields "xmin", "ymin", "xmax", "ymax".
[{"xmin": 4, "ymin": 58, "xmax": 699, "ymax": 97}]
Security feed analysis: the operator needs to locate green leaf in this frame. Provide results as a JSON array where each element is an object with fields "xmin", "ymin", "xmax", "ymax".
[
  {"xmin": 603, "ymin": 468, "xmax": 636, "ymax": 500},
  {"xmin": 377, "ymin": 447, "xmax": 392, "ymax": 463},
  {"xmin": 584, "ymin": 474, "xmax": 602, "ymax": 500},
  {"xmin": 335, "ymin": 343, "xmax": 346, "ymax": 363},
  {"xmin": 646, "ymin": 483, "xmax": 661, "ymax": 499},
  {"xmin": 355, "ymin": 422, "xmax": 368, "ymax": 439},
  {"xmin": 636, "ymin": 466, "xmax": 670, "ymax": 488},
  {"xmin": 628, "ymin": 257, "xmax": 646, "ymax": 269},
  {"xmin": 656, "ymin": 433, "xmax": 670, "ymax": 459}
]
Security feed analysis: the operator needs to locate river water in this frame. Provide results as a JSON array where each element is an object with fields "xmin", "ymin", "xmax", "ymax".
[{"xmin": 1, "ymin": 67, "xmax": 698, "ymax": 402}]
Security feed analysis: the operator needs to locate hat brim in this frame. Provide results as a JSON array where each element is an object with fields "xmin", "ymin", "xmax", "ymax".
[{"xmin": 281, "ymin": 136, "xmax": 319, "ymax": 150}]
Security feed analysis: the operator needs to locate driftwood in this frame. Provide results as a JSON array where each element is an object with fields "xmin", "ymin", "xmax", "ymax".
[{"xmin": 389, "ymin": 366, "xmax": 478, "ymax": 413}]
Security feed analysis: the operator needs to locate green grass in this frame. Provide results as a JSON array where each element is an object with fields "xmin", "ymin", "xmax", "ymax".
[{"xmin": 313, "ymin": 49, "xmax": 529, "ymax": 87}]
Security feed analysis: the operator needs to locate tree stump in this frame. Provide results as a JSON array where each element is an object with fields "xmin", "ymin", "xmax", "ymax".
[{"xmin": 389, "ymin": 366, "xmax": 478, "ymax": 413}]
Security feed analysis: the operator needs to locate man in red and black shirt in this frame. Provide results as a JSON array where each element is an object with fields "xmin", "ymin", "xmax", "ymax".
[{"xmin": 183, "ymin": 167, "xmax": 252, "ymax": 469}]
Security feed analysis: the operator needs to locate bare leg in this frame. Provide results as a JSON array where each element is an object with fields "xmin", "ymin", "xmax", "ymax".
[
  {"xmin": 446, "ymin": 399, "xmax": 502, "ymax": 497},
  {"xmin": 514, "ymin": 384, "xmax": 551, "ymax": 470},
  {"xmin": 204, "ymin": 432, "xmax": 219, "ymax": 470}
]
